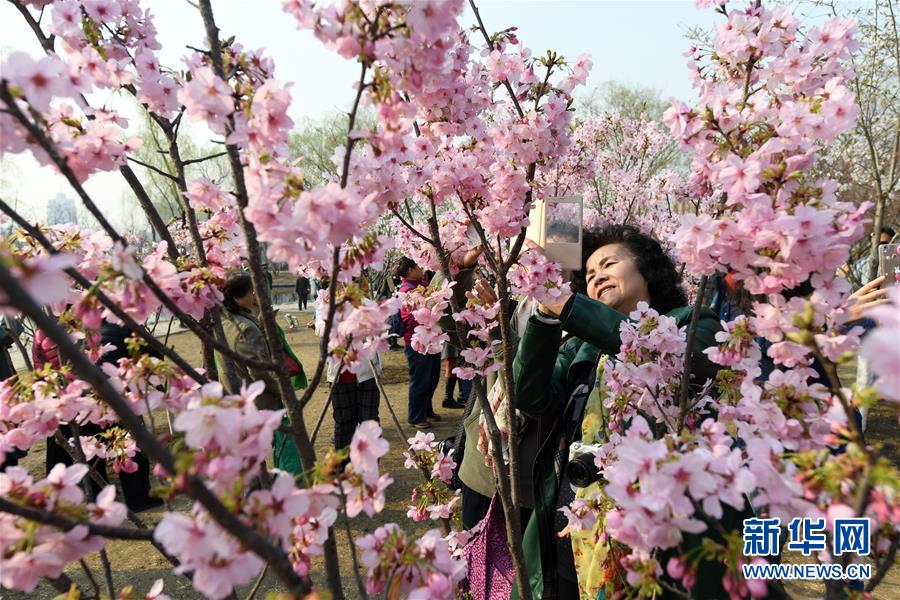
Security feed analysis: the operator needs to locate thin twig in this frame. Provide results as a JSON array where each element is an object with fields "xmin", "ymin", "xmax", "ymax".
[
  {"xmin": 127, "ymin": 156, "xmax": 179, "ymax": 181},
  {"xmin": 310, "ymin": 386, "xmax": 335, "ymax": 445},
  {"xmin": 182, "ymin": 151, "xmax": 228, "ymax": 166},
  {"xmin": 337, "ymin": 488, "xmax": 370, "ymax": 599},
  {"xmin": 243, "ymin": 563, "xmax": 269, "ymax": 600},
  {"xmin": 79, "ymin": 558, "xmax": 102, "ymax": 598},
  {"xmin": 675, "ymin": 275, "xmax": 708, "ymax": 432},
  {"xmin": 99, "ymin": 548, "xmax": 115, "ymax": 598}
]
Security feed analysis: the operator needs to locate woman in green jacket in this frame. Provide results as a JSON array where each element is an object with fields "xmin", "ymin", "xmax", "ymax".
[{"xmin": 511, "ymin": 225, "xmax": 722, "ymax": 600}]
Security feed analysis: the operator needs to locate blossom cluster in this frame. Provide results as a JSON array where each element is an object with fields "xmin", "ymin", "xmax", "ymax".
[
  {"xmin": 0, "ymin": 464, "xmax": 127, "ymax": 592},
  {"xmin": 403, "ymin": 431, "xmax": 460, "ymax": 522},
  {"xmin": 356, "ymin": 524, "xmax": 467, "ymax": 599},
  {"xmin": 399, "ymin": 279, "xmax": 454, "ymax": 355}
]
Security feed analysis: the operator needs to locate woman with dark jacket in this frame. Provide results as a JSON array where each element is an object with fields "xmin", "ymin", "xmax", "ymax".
[{"xmin": 511, "ymin": 225, "xmax": 723, "ymax": 600}]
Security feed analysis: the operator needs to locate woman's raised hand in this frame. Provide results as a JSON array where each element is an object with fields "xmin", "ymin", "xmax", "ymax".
[{"xmin": 847, "ymin": 275, "xmax": 889, "ymax": 322}]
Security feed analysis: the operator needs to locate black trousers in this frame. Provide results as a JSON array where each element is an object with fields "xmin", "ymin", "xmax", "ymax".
[
  {"xmin": 297, "ymin": 293, "xmax": 309, "ymax": 310},
  {"xmin": 331, "ymin": 379, "xmax": 380, "ymax": 450},
  {"xmin": 46, "ymin": 423, "xmax": 153, "ymax": 510}
]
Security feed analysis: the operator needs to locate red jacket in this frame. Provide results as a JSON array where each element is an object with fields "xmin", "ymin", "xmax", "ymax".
[
  {"xmin": 32, "ymin": 329, "xmax": 62, "ymax": 370},
  {"xmin": 399, "ymin": 277, "xmax": 427, "ymax": 347}
]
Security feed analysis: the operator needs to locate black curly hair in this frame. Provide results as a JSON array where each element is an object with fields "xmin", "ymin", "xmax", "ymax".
[
  {"xmin": 222, "ymin": 272, "xmax": 254, "ymax": 313},
  {"xmin": 572, "ymin": 224, "xmax": 687, "ymax": 314},
  {"xmin": 395, "ymin": 256, "xmax": 418, "ymax": 278}
]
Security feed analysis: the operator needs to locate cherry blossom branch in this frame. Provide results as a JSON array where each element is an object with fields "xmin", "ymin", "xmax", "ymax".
[
  {"xmin": 0, "ymin": 496, "xmax": 154, "ymax": 540},
  {"xmin": 48, "ymin": 427, "xmax": 187, "ymax": 574},
  {"xmin": 79, "ymin": 559, "xmax": 102, "ymax": 600},
  {"xmin": 298, "ymin": 46, "xmax": 373, "ymax": 419},
  {"xmin": 341, "ymin": 62, "xmax": 369, "ymax": 188},
  {"xmin": 7, "ymin": 0, "xmax": 54, "ymax": 52},
  {"xmin": 0, "ymin": 265, "xmax": 309, "ymax": 594},
  {"xmin": 656, "ymin": 576, "xmax": 692, "ymax": 599},
  {"xmin": 468, "ymin": 0, "xmax": 525, "ymax": 119},
  {"xmin": 143, "ymin": 110, "xmax": 238, "ymax": 384},
  {"xmin": 5, "ymin": 3, "xmax": 181, "ymax": 260},
  {"xmin": 807, "ymin": 341, "xmax": 865, "ymax": 445},
  {"xmin": 195, "ymin": 3, "xmax": 342, "ymax": 597},
  {"xmin": 0, "ymin": 197, "xmax": 208, "ymax": 382},
  {"xmin": 9, "ymin": 0, "xmax": 232, "ymax": 382},
  {"xmin": 0, "ymin": 86, "xmax": 124, "ymax": 244},
  {"xmin": 98, "ymin": 548, "xmax": 115, "ymax": 598},
  {"xmin": 453, "ymin": 194, "xmax": 528, "ymax": 512},
  {"xmin": 0, "ymin": 92, "xmax": 248, "ymax": 369},
  {"xmin": 243, "ymin": 563, "xmax": 269, "ymax": 600},
  {"xmin": 196, "ymin": 0, "xmax": 310, "ymax": 451},
  {"xmin": 866, "ymin": 535, "xmax": 899, "ymax": 592}
]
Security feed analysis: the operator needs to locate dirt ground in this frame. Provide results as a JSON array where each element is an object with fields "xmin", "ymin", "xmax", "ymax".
[{"xmin": 4, "ymin": 317, "xmax": 898, "ymax": 599}]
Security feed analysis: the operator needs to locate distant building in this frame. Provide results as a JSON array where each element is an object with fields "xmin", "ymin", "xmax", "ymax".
[{"xmin": 46, "ymin": 193, "xmax": 77, "ymax": 225}]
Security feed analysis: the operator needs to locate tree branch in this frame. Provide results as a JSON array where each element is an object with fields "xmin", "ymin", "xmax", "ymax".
[
  {"xmin": 195, "ymin": 2, "xmax": 331, "ymax": 595},
  {"xmin": 182, "ymin": 151, "xmax": 228, "ymax": 166},
  {"xmin": 128, "ymin": 156, "xmax": 179, "ymax": 182},
  {"xmin": 119, "ymin": 165, "xmax": 180, "ymax": 259},
  {"xmin": 7, "ymin": 0, "xmax": 55, "ymax": 52},
  {"xmin": 0, "ymin": 86, "xmax": 125, "ymax": 244},
  {"xmin": 675, "ymin": 275, "xmax": 708, "ymax": 433},
  {"xmin": 0, "ymin": 496, "xmax": 154, "ymax": 540},
  {"xmin": 468, "ymin": 0, "xmax": 525, "ymax": 119}
]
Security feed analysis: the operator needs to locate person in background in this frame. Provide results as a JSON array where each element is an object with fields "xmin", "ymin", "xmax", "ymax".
[
  {"xmin": 397, "ymin": 257, "xmax": 442, "ymax": 430},
  {"xmin": 218, "ymin": 272, "xmax": 306, "ymax": 478},
  {"xmin": 262, "ymin": 264, "xmax": 274, "ymax": 301},
  {"xmin": 295, "ymin": 275, "xmax": 311, "ymax": 311},
  {"xmin": 0, "ymin": 316, "xmax": 26, "ymax": 469},
  {"xmin": 0, "ymin": 315, "xmax": 21, "ymax": 383},
  {"xmin": 313, "ymin": 299, "xmax": 382, "ymax": 452},
  {"xmin": 40, "ymin": 321, "xmax": 162, "ymax": 512},
  {"xmin": 440, "ymin": 341, "xmax": 467, "ymax": 409}
]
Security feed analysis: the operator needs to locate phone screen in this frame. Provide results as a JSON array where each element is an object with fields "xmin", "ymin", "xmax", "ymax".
[
  {"xmin": 878, "ymin": 244, "xmax": 900, "ymax": 286},
  {"xmin": 545, "ymin": 202, "xmax": 580, "ymax": 244}
]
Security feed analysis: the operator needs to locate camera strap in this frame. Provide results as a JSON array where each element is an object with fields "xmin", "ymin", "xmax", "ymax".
[{"xmin": 562, "ymin": 350, "xmax": 606, "ymax": 445}]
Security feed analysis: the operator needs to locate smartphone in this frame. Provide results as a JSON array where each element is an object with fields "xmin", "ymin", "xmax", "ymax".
[
  {"xmin": 878, "ymin": 243, "xmax": 900, "ymax": 287},
  {"xmin": 524, "ymin": 196, "xmax": 583, "ymax": 270}
]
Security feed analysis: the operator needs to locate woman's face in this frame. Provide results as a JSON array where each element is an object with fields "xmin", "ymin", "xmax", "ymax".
[
  {"xmin": 235, "ymin": 287, "xmax": 258, "ymax": 311},
  {"xmin": 406, "ymin": 265, "xmax": 424, "ymax": 281},
  {"xmin": 585, "ymin": 243, "xmax": 650, "ymax": 313}
]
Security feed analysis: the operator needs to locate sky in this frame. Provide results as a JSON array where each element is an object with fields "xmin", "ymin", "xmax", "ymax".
[{"xmin": 1, "ymin": 1, "xmax": 724, "ymax": 229}]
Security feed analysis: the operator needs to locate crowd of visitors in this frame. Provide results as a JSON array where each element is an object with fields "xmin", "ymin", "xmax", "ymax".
[{"xmin": 0, "ymin": 221, "xmax": 894, "ymax": 600}]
